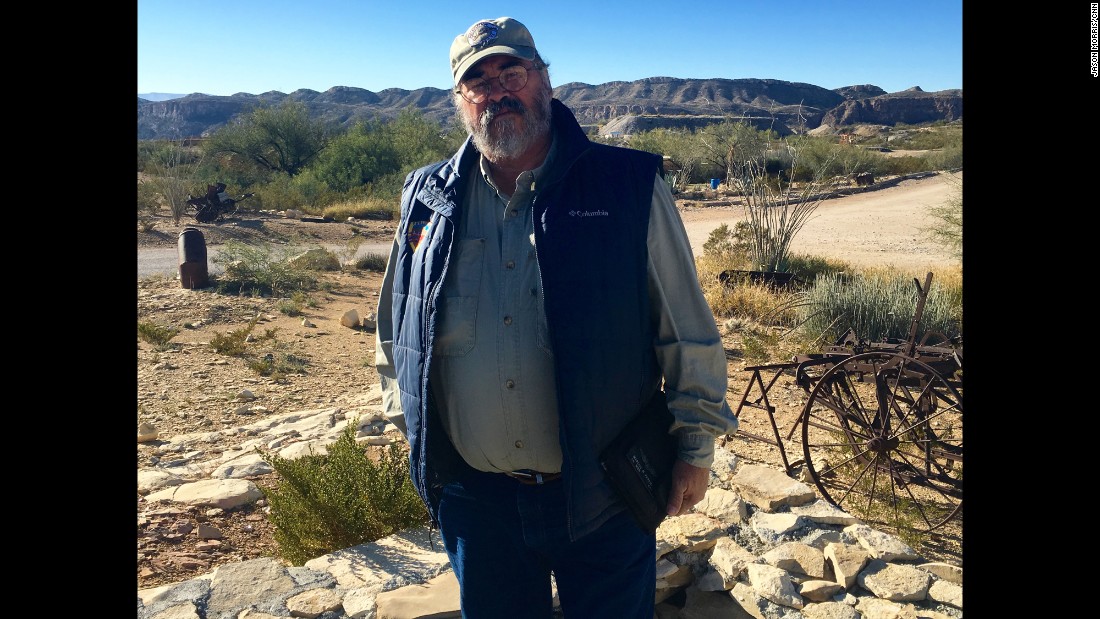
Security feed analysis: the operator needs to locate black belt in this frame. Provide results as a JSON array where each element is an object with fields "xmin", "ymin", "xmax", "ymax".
[{"xmin": 505, "ymin": 470, "xmax": 562, "ymax": 485}]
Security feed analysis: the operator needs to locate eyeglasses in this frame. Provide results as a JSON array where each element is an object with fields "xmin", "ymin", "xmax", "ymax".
[{"xmin": 456, "ymin": 63, "xmax": 544, "ymax": 104}]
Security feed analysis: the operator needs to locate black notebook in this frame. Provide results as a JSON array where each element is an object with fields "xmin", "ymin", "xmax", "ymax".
[{"xmin": 599, "ymin": 391, "xmax": 678, "ymax": 533}]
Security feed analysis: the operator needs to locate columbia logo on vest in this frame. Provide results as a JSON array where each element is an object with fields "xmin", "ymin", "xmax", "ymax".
[{"xmin": 568, "ymin": 210, "xmax": 609, "ymax": 217}]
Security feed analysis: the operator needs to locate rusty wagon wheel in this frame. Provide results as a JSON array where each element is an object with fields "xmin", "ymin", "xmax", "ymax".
[{"xmin": 799, "ymin": 351, "xmax": 963, "ymax": 533}]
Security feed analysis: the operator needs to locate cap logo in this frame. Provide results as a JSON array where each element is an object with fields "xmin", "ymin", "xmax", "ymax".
[{"xmin": 465, "ymin": 21, "xmax": 499, "ymax": 49}]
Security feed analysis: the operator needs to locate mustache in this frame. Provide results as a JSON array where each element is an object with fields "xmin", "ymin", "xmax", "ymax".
[{"xmin": 479, "ymin": 97, "xmax": 526, "ymax": 126}]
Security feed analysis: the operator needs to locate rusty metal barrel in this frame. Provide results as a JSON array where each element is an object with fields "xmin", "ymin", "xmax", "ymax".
[{"xmin": 178, "ymin": 227, "xmax": 209, "ymax": 289}]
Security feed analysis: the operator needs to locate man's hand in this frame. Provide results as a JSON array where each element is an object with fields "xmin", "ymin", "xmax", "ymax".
[{"xmin": 665, "ymin": 459, "xmax": 710, "ymax": 517}]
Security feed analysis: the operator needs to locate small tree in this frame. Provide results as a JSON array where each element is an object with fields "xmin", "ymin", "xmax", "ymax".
[
  {"xmin": 696, "ymin": 118, "xmax": 772, "ymax": 188},
  {"xmin": 923, "ymin": 174, "xmax": 963, "ymax": 260},
  {"xmin": 627, "ymin": 128, "xmax": 708, "ymax": 190},
  {"xmin": 205, "ymin": 101, "xmax": 328, "ymax": 177}
]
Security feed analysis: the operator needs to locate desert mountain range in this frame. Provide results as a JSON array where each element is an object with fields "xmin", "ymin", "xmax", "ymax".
[{"xmin": 137, "ymin": 77, "xmax": 962, "ymax": 141}]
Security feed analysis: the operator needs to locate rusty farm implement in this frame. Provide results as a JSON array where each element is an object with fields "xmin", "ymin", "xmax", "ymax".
[{"xmin": 731, "ymin": 272, "xmax": 963, "ymax": 533}]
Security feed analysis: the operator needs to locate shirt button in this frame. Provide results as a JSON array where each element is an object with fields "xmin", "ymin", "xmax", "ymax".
[
  {"xmin": 506, "ymin": 379, "xmax": 515, "ymax": 389},
  {"xmin": 503, "ymin": 315, "xmax": 513, "ymax": 325},
  {"xmin": 505, "ymin": 260, "xmax": 515, "ymax": 269},
  {"xmin": 514, "ymin": 440, "xmax": 524, "ymax": 449},
  {"xmin": 510, "ymin": 209, "xmax": 518, "ymax": 216}
]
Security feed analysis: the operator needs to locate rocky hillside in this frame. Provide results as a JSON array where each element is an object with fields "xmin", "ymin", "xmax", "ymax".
[
  {"xmin": 137, "ymin": 77, "xmax": 962, "ymax": 140},
  {"xmin": 820, "ymin": 86, "xmax": 963, "ymax": 126}
]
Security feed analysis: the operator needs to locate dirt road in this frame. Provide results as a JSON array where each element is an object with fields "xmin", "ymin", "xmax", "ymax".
[{"xmin": 678, "ymin": 171, "xmax": 962, "ymax": 274}]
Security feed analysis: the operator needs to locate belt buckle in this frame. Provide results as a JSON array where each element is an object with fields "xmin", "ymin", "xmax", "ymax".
[{"xmin": 511, "ymin": 470, "xmax": 546, "ymax": 484}]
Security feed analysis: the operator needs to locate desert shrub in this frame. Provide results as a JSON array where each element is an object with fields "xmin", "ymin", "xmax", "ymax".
[
  {"xmin": 889, "ymin": 125, "xmax": 962, "ymax": 151},
  {"xmin": 701, "ymin": 222, "xmax": 753, "ymax": 259},
  {"xmin": 740, "ymin": 326, "xmax": 779, "ymax": 362},
  {"xmin": 697, "ymin": 250, "xmax": 804, "ymax": 325},
  {"xmin": 354, "ymin": 252, "xmax": 389, "ymax": 272},
  {"xmin": 877, "ymin": 156, "xmax": 921, "ymax": 175},
  {"xmin": 209, "ymin": 318, "xmax": 262, "ymax": 356},
  {"xmin": 138, "ymin": 321, "xmax": 179, "ymax": 351},
  {"xmin": 708, "ymin": 277, "xmax": 804, "ymax": 325},
  {"xmin": 696, "ymin": 227, "xmax": 843, "ymax": 325},
  {"xmin": 363, "ymin": 171, "xmax": 408, "ymax": 203},
  {"xmin": 321, "ymin": 195, "xmax": 396, "ymax": 222},
  {"xmin": 796, "ymin": 268, "xmax": 962, "ymax": 344},
  {"xmin": 209, "ymin": 319, "xmax": 304, "ymax": 379},
  {"xmin": 729, "ymin": 320, "xmax": 816, "ymax": 364},
  {"xmin": 248, "ymin": 351, "xmax": 309, "ymax": 379},
  {"xmin": 257, "ymin": 421, "xmax": 429, "ymax": 565},
  {"xmin": 319, "ymin": 237, "xmax": 365, "ymax": 270},
  {"xmin": 276, "ymin": 298, "xmax": 303, "ymax": 317},
  {"xmin": 785, "ymin": 253, "xmax": 851, "ymax": 282},
  {"xmin": 921, "ymin": 146, "xmax": 963, "ymax": 172},
  {"xmin": 288, "ymin": 248, "xmax": 342, "ymax": 272},
  {"xmin": 923, "ymin": 177, "xmax": 963, "ymax": 259},
  {"xmin": 695, "ymin": 223, "xmax": 818, "ymax": 327},
  {"xmin": 276, "ymin": 291, "xmax": 313, "ymax": 317},
  {"xmin": 213, "ymin": 241, "xmax": 320, "ymax": 297},
  {"xmin": 249, "ymin": 174, "xmax": 325, "ymax": 215},
  {"xmin": 789, "ymin": 138, "xmax": 883, "ymax": 181},
  {"xmin": 728, "ymin": 137, "xmax": 839, "ymax": 272},
  {"xmin": 137, "ymin": 180, "xmax": 161, "ymax": 229}
]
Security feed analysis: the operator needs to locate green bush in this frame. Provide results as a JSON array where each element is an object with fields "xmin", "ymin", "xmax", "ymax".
[
  {"xmin": 321, "ymin": 195, "xmax": 397, "ymax": 222},
  {"xmin": 785, "ymin": 253, "xmax": 850, "ymax": 282},
  {"xmin": 208, "ymin": 319, "xmax": 302, "ymax": 378},
  {"xmin": 288, "ymin": 248, "xmax": 342, "ymax": 272},
  {"xmin": 137, "ymin": 321, "xmax": 179, "ymax": 351},
  {"xmin": 213, "ymin": 241, "xmax": 320, "ymax": 297},
  {"xmin": 248, "ymin": 351, "xmax": 309, "ymax": 379},
  {"xmin": 257, "ymin": 421, "xmax": 429, "ymax": 565},
  {"xmin": 797, "ymin": 269, "xmax": 962, "ymax": 344},
  {"xmin": 788, "ymin": 138, "xmax": 883, "ymax": 181},
  {"xmin": 923, "ymin": 177, "xmax": 963, "ymax": 259},
  {"xmin": 137, "ymin": 180, "xmax": 161, "ymax": 219},
  {"xmin": 741, "ymin": 327, "xmax": 777, "ymax": 362},
  {"xmin": 922, "ymin": 146, "xmax": 963, "ymax": 171},
  {"xmin": 877, "ymin": 156, "xmax": 917, "ymax": 176},
  {"xmin": 353, "ymin": 252, "xmax": 389, "ymax": 272},
  {"xmin": 209, "ymin": 318, "xmax": 274, "ymax": 356},
  {"xmin": 702, "ymin": 222, "xmax": 753, "ymax": 259},
  {"xmin": 276, "ymin": 291, "xmax": 314, "ymax": 317},
  {"xmin": 888, "ymin": 125, "xmax": 962, "ymax": 150}
]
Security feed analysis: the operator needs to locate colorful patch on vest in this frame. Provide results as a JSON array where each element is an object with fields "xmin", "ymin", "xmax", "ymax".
[{"xmin": 406, "ymin": 220, "xmax": 431, "ymax": 251}]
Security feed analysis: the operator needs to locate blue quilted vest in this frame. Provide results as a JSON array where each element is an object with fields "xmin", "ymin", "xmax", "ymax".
[{"xmin": 390, "ymin": 99, "xmax": 664, "ymax": 539}]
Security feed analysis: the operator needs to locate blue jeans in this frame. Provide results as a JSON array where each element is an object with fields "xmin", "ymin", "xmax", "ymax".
[{"xmin": 438, "ymin": 468, "xmax": 656, "ymax": 619}]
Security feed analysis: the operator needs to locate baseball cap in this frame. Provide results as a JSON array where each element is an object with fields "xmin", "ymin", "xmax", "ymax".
[{"xmin": 450, "ymin": 17, "xmax": 538, "ymax": 85}]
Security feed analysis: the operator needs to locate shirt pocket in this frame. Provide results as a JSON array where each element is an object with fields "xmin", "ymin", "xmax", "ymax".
[{"xmin": 434, "ymin": 238, "xmax": 485, "ymax": 357}]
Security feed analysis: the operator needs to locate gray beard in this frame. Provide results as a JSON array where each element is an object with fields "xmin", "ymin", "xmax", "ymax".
[{"xmin": 457, "ymin": 87, "xmax": 552, "ymax": 162}]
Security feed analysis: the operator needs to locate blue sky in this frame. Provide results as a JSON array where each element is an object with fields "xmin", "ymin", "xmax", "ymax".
[{"xmin": 137, "ymin": 0, "xmax": 962, "ymax": 97}]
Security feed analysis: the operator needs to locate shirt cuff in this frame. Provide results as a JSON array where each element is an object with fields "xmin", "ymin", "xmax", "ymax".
[{"xmin": 676, "ymin": 430, "xmax": 717, "ymax": 469}]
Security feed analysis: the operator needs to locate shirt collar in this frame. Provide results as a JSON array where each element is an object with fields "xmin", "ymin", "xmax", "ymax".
[{"xmin": 478, "ymin": 132, "xmax": 559, "ymax": 196}]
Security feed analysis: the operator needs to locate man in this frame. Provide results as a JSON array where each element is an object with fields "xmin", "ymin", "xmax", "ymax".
[{"xmin": 375, "ymin": 16, "xmax": 738, "ymax": 618}]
